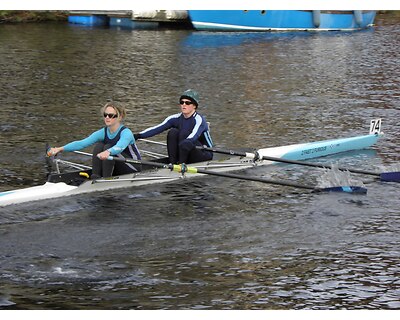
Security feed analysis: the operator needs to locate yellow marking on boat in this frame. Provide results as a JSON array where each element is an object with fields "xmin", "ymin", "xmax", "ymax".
[
  {"xmin": 186, "ymin": 166, "xmax": 198, "ymax": 174},
  {"xmin": 79, "ymin": 172, "xmax": 90, "ymax": 179},
  {"xmin": 172, "ymin": 164, "xmax": 198, "ymax": 174}
]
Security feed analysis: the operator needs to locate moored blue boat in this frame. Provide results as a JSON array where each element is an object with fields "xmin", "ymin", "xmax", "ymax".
[
  {"xmin": 68, "ymin": 15, "xmax": 109, "ymax": 26},
  {"xmin": 188, "ymin": 10, "xmax": 376, "ymax": 31}
]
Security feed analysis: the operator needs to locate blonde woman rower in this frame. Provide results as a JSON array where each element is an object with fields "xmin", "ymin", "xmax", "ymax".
[{"xmin": 48, "ymin": 101, "xmax": 141, "ymax": 178}]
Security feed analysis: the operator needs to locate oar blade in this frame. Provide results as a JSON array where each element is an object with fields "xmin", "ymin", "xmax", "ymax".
[
  {"xmin": 380, "ymin": 172, "xmax": 400, "ymax": 182},
  {"xmin": 316, "ymin": 186, "xmax": 368, "ymax": 194}
]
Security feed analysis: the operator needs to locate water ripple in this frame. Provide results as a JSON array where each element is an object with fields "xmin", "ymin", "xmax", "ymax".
[{"xmin": 1, "ymin": 15, "xmax": 400, "ymax": 309}]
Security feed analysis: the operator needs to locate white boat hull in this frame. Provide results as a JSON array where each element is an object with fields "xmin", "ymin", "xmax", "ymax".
[
  {"xmin": 0, "ymin": 157, "xmax": 254, "ymax": 207},
  {"xmin": 0, "ymin": 182, "xmax": 78, "ymax": 206}
]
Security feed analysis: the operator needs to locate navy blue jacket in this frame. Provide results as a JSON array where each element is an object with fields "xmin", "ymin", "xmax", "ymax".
[{"xmin": 138, "ymin": 112, "xmax": 213, "ymax": 147}]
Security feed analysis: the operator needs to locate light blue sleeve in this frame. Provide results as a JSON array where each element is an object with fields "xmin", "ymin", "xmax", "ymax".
[
  {"xmin": 63, "ymin": 128, "xmax": 105, "ymax": 152},
  {"xmin": 107, "ymin": 128, "xmax": 134, "ymax": 155}
]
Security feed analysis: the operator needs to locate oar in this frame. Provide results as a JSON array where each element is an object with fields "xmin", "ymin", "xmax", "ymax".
[
  {"xmin": 197, "ymin": 146, "xmax": 400, "ymax": 183},
  {"xmin": 106, "ymin": 156, "xmax": 367, "ymax": 194}
]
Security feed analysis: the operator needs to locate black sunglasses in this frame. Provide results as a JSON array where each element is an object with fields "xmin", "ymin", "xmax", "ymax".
[
  {"xmin": 103, "ymin": 112, "xmax": 118, "ymax": 119},
  {"xmin": 180, "ymin": 100, "xmax": 193, "ymax": 105}
]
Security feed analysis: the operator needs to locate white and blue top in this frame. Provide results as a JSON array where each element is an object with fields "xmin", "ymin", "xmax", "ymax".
[
  {"xmin": 138, "ymin": 112, "xmax": 213, "ymax": 147},
  {"xmin": 63, "ymin": 125, "xmax": 141, "ymax": 160}
]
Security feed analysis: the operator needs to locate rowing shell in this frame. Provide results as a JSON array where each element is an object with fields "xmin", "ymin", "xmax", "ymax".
[{"xmin": 0, "ymin": 132, "xmax": 382, "ymax": 207}]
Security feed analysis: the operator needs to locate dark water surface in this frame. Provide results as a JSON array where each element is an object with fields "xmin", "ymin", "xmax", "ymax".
[{"xmin": 0, "ymin": 15, "xmax": 400, "ymax": 309}]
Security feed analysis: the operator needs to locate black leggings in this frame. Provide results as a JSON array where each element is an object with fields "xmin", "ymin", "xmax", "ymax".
[
  {"xmin": 92, "ymin": 142, "xmax": 138, "ymax": 177},
  {"xmin": 167, "ymin": 128, "xmax": 213, "ymax": 164}
]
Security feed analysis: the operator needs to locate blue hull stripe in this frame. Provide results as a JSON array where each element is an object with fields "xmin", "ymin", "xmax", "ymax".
[{"xmin": 0, "ymin": 191, "xmax": 14, "ymax": 197}]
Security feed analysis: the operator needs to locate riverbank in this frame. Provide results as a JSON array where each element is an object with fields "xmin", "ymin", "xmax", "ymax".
[{"xmin": 0, "ymin": 11, "xmax": 67, "ymax": 23}]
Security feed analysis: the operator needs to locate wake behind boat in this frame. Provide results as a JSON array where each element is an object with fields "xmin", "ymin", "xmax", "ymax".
[{"xmin": 0, "ymin": 120, "xmax": 384, "ymax": 207}]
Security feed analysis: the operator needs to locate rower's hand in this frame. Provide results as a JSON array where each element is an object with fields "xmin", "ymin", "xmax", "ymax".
[
  {"xmin": 97, "ymin": 150, "xmax": 111, "ymax": 161},
  {"xmin": 47, "ymin": 147, "xmax": 63, "ymax": 157}
]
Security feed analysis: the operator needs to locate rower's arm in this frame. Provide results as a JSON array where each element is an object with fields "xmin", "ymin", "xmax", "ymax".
[
  {"xmin": 138, "ymin": 114, "xmax": 180, "ymax": 138},
  {"xmin": 107, "ymin": 129, "xmax": 134, "ymax": 155},
  {"xmin": 63, "ymin": 129, "xmax": 104, "ymax": 152}
]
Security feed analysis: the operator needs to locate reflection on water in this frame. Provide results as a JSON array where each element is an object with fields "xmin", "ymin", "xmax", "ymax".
[
  {"xmin": 1, "ymin": 15, "xmax": 400, "ymax": 309},
  {"xmin": 181, "ymin": 31, "xmax": 314, "ymax": 48}
]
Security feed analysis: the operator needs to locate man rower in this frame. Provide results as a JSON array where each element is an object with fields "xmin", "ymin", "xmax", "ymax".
[{"xmin": 134, "ymin": 89, "xmax": 214, "ymax": 164}]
